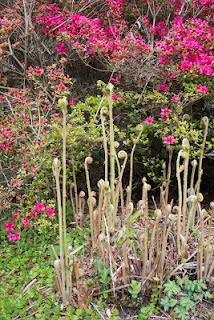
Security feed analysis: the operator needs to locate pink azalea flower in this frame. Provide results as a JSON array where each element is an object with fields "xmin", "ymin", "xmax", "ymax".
[
  {"xmin": 55, "ymin": 41, "xmax": 68, "ymax": 55},
  {"xmin": 29, "ymin": 210, "xmax": 37, "ymax": 218},
  {"xmin": 22, "ymin": 162, "xmax": 28, "ymax": 169},
  {"xmin": 111, "ymin": 75, "xmax": 121, "ymax": 84},
  {"xmin": 46, "ymin": 207, "xmax": 56, "ymax": 216},
  {"xmin": 22, "ymin": 217, "xmax": 30, "ymax": 228},
  {"xmin": 171, "ymin": 95, "xmax": 179, "ymax": 103},
  {"xmin": 7, "ymin": 232, "xmax": 20, "ymax": 242},
  {"xmin": 161, "ymin": 108, "xmax": 172, "ymax": 116},
  {"xmin": 34, "ymin": 66, "xmax": 44, "ymax": 76},
  {"xmin": 196, "ymin": 85, "xmax": 209, "ymax": 94},
  {"xmin": 34, "ymin": 202, "xmax": 45, "ymax": 212},
  {"xmin": 29, "ymin": 167, "xmax": 36, "ymax": 174},
  {"xmin": 160, "ymin": 115, "xmax": 168, "ymax": 121},
  {"xmin": 112, "ymin": 93, "xmax": 122, "ymax": 101},
  {"xmin": 163, "ymin": 135, "xmax": 175, "ymax": 145},
  {"xmin": 158, "ymin": 55, "xmax": 168, "ymax": 64},
  {"xmin": 36, "ymin": 140, "xmax": 42, "ymax": 145},
  {"xmin": 200, "ymin": 0, "xmax": 211, "ymax": 5},
  {"xmin": 144, "ymin": 116, "xmax": 153, "ymax": 125},
  {"xmin": 14, "ymin": 181, "xmax": 21, "ymax": 187},
  {"xmin": 12, "ymin": 210, "xmax": 19, "ymax": 220},
  {"xmin": 4, "ymin": 221, "xmax": 14, "ymax": 231},
  {"xmin": 156, "ymin": 84, "xmax": 169, "ymax": 92},
  {"xmin": 69, "ymin": 99, "xmax": 75, "ymax": 107},
  {"xmin": 28, "ymin": 66, "xmax": 33, "ymax": 77},
  {"xmin": 51, "ymin": 113, "xmax": 60, "ymax": 120}
]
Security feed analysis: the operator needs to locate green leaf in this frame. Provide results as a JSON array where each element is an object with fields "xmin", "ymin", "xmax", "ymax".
[
  {"xmin": 129, "ymin": 210, "xmax": 141, "ymax": 224},
  {"xmin": 163, "ymin": 280, "xmax": 181, "ymax": 297}
]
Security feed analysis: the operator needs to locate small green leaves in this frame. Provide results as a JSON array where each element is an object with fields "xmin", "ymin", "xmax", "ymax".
[
  {"xmin": 163, "ymin": 280, "xmax": 181, "ymax": 297},
  {"xmin": 160, "ymin": 296, "xmax": 177, "ymax": 310},
  {"xmin": 95, "ymin": 258, "xmax": 110, "ymax": 291},
  {"xmin": 128, "ymin": 280, "xmax": 142, "ymax": 299},
  {"xmin": 160, "ymin": 276, "xmax": 212, "ymax": 320},
  {"xmin": 129, "ymin": 210, "xmax": 141, "ymax": 224}
]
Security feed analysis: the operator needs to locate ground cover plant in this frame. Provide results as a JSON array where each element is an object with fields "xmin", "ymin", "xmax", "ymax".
[{"xmin": 0, "ymin": 0, "xmax": 214, "ymax": 319}]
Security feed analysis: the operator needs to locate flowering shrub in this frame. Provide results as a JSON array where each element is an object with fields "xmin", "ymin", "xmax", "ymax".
[
  {"xmin": 0, "ymin": 64, "xmax": 73, "ymax": 207},
  {"xmin": 35, "ymin": 2, "xmax": 150, "ymax": 64},
  {"xmin": 2, "ymin": 202, "xmax": 56, "ymax": 241},
  {"xmin": 34, "ymin": 1, "xmax": 213, "ymax": 85}
]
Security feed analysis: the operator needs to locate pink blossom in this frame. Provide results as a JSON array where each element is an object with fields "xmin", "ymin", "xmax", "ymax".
[
  {"xmin": 199, "ymin": 65, "xmax": 212, "ymax": 76},
  {"xmin": 6, "ymin": 232, "xmax": 20, "ymax": 241},
  {"xmin": 22, "ymin": 217, "xmax": 30, "ymax": 228},
  {"xmin": 29, "ymin": 167, "xmax": 36, "ymax": 174},
  {"xmin": 196, "ymin": 85, "xmax": 209, "ymax": 94},
  {"xmin": 34, "ymin": 202, "xmax": 45, "ymax": 212},
  {"xmin": 160, "ymin": 115, "xmax": 168, "ymax": 121},
  {"xmin": 55, "ymin": 41, "xmax": 68, "ymax": 55},
  {"xmin": 144, "ymin": 116, "xmax": 153, "ymax": 125},
  {"xmin": 163, "ymin": 135, "xmax": 175, "ymax": 145},
  {"xmin": 23, "ymin": 114, "xmax": 28, "ymax": 124},
  {"xmin": 200, "ymin": 0, "xmax": 211, "ymax": 4},
  {"xmin": 143, "ymin": 16, "xmax": 149, "ymax": 26},
  {"xmin": 171, "ymin": 95, "xmax": 179, "ymax": 103},
  {"xmin": 12, "ymin": 210, "xmax": 19, "ymax": 219},
  {"xmin": 112, "ymin": 93, "xmax": 121, "ymax": 101},
  {"xmin": 28, "ymin": 66, "xmax": 44, "ymax": 77},
  {"xmin": 29, "ymin": 210, "xmax": 37, "ymax": 218},
  {"xmin": 111, "ymin": 75, "xmax": 121, "ymax": 84},
  {"xmin": 158, "ymin": 55, "xmax": 168, "ymax": 64},
  {"xmin": 57, "ymin": 82, "xmax": 67, "ymax": 93},
  {"xmin": 36, "ymin": 140, "xmax": 42, "ymax": 145},
  {"xmin": 22, "ymin": 162, "xmax": 28, "ymax": 169},
  {"xmin": 69, "ymin": 98, "xmax": 75, "ymax": 107},
  {"xmin": 34, "ymin": 66, "xmax": 44, "ymax": 76},
  {"xmin": 51, "ymin": 113, "xmax": 60, "ymax": 120},
  {"xmin": 161, "ymin": 108, "xmax": 172, "ymax": 116},
  {"xmin": 14, "ymin": 181, "xmax": 21, "ymax": 187},
  {"xmin": 156, "ymin": 84, "xmax": 169, "ymax": 92},
  {"xmin": 46, "ymin": 207, "xmax": 56, "ymax": 216},
  {"xmin": 28, "ymin": 66, "xmax": 33, "ymax": 77},
  {"xmin": 4, "ymin": 221, "xmax": 14, "ymax": 231}
]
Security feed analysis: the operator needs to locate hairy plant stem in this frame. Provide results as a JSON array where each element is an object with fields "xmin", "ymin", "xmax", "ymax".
[
  {"xmin": 204, "ymin": 219, "xmax": 213, "ymax": 279},
  {"xmin": 128, "ymin": 128, "xmax": 143, "ymax": 203},
  {"xmin": 78, "ymin": 191, "xmax": 85, "ymax": 228},
  {"xmin": 176, "ymin": 150, "xmax": 183, "ymax": 256},
  {"xmin": 185, "ymin": 198, "xmax": 197, "ymax": 242},
  {"xmin": 62, "ymin": 104, "xmax": 69, "ymax": 297},
  {"xmin": 148, "ymin": 210, "xmax": 161, "ymax": 273},
  {"xmin": 104, "ymin": 215, "xmax": 115, "ymax": 296},
  {"xmin": 190, "ymin": 160, "xmax": 197, "ymax": 195},
  {"xmin": 142, "ymin": 178, "xmax": 151, "ymax": 276},
  {"xmin": 71, "ymin": 159, "xmax": 78, "ymax": 223},
  {"xmin": 97, "ymin": 180, "xmax": 105, "ymax": 233},
  {"xmin": 107, "ymin": 84, "xmax": 116, "ymax": 213},
  {"xmin": 182, "ymin": 139, "xmax": 190, "ymax": 233},
  {"xmin": 165, "ymin": 147, "xmax": 173, "ymax": 204},
  {"xmin": 70, "ymin": 184, "xmax": 76, "ymax": 221},
  {"xmin": 85, "ymin": 157, "xmax": 95, "ymax": 248},
  {"xmin": 115, "ymin": 151, "xmax": 128, "ymax": 215},
  {"xmin": 100, "ymin": 107, "xmax": 108, "ymax": 183},
  {"xmin": 52, "ymin": 159, "xmax": 66, "ymax": 304}
]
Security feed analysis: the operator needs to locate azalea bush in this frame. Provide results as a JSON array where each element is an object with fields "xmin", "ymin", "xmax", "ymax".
[{"xmin": 2, "ymin": 201, "xmax": 57, "ymax": 242}]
